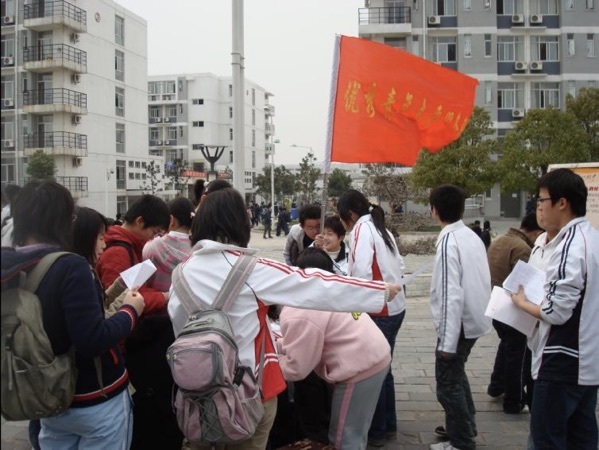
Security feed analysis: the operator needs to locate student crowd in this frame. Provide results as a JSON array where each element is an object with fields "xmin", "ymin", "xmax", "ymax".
[{"xmin": 0, "ymin": 167, "xmax": 596, "ymax": 450}]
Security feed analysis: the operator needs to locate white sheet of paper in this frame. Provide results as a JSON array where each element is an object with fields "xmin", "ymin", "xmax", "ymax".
[
  {"xmin": 502, "ymin": 260, "xmax": 545, "ymax": 305},
  {"xmin": 120, "ymin": 260, "xmax": 157, "ymax": 290},
  {"xmin": 485, "ymin": 286, "xmax": 538, "ymax": 337}
]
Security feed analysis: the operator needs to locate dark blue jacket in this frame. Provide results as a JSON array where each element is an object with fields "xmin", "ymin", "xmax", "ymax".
[{"xmin": 1, "ymin": 245, "xmax": 138, "ymax": 407}]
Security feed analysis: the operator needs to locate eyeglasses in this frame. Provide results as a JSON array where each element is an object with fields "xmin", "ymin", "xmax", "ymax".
[{"xmin": 536, "ymin": 197, "xmax": 553, "ymax": 206}]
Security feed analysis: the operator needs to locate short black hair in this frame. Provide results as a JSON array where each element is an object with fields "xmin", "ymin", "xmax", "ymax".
[
  {"xmin": 12, "ymin": 180, "xmax": 74, "ymax": 249},
  {"xmin": 2, "ymin": 184, "xmax": 21, "ymax": 206},
  {"xmin": 324, "ymin": 215, "xmax": 345, "ymax": 237},
  {"xmin": 190, "ymin": 188, "xmax": 251, "ymax": 247},
  {"xmin": 537, "ymin": 168, "xmax": 587, "ymax": 217},
  {"xmin": 192, "ymin": 179, "xmax": 206, "ymax": 207},
  {"xmin": 520, "ymin": 212, "xmax": 542, "ymax": 232},
  {"xmin": 73, "ymin": 207, "xmax": 108, "ymax": 264},
  {"xmin": 123, "ymin": 194, "xmax": 169, "ymax": 230},
  {"xmin": 429, "ymin": 184, "xmax": 466, "ymax": 223},
  {"xmin": 296, "ymin": 247, "xmax": 334, "ymax": 274},
  {"xmin": 168, "ymin": 197, "xmax": 195, "ymax": 229},
  {"xmin": 204, "ymin": 179, "xmax": 232, "ymax": 195},
  {"xmin": 483, "ymin": 220, "xmax": 490, "ymax": 230},
  {"xmin": 298, "ymin": 204, "xmax": 321, "ymax": 225}
]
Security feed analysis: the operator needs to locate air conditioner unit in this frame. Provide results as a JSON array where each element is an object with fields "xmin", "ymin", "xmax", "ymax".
[
  {"xmin": 529, "ymin": 60, "xmax": 543, "ymax": 71},
  {"xmin": 514, "ymin": 61, "xmax": 528, "ymax": 71},
  {"xmin": 512, "ymin": 109, "xmax": 525, "ymax": 118},
  {"xmin": 2, "ymin": 56, "xmax": 14, "ymax": 66},
  {"xmin": 3, "ymin": 139, "xmax": 14, "ymax": 148},
  {"xmin": 71, "ymin": 73, "xmax": 81, "ymax": 84},
  {"xmin": 530, "ymin": 14, "xmax": 543, "ymax": 24},
  {"xmin": 155, "ymin": 140, "xmax": 162, "ymax": 145},
  {"xmin": 2, "ymin": 15, "xmax": 15, "ymax": 25},
  {"xmin": 164, "ymin": 117, "xmax": 170, "ymax": 122},
  {"xmin": 428, "ymin": 15, "xmax": 441, "ymax": 25},
  {"xmin": 154, "ymin": 117, "xmax": 162, "ymax": 123},
  {"xmin": 3, "ymin": 98, "xmax": 14, "ymax": 107},
  {"xmin": 511, "ymin": 14, "xmax": 524, "ymax": 24},
  {"xmin": 70, "ymin": 33, "xmax": 80, "ymax": 43},
  {"xmin": 72, "ymin": 157, "xmax": 83, "ymax": 167},
  {"xmin": 72, "ymin": 115, "xmax": 82, "ymax": 125}
]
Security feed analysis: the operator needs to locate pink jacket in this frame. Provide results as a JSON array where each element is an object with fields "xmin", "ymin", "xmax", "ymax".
[
  {"xmin": 278, "ymin": 307, "xmax": 391, "ymax": 384},
  {"xmin": 142, "ymin": 231, "xmax": 192, "ymax": 292}
]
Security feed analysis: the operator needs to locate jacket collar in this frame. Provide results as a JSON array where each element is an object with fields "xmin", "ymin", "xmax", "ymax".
[{"xmin": 436, "ymin": 220, "xmax": 465, "ymax": 245}]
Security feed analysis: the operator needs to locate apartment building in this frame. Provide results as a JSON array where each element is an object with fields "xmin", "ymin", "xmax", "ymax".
[
  {"xmin": 359, "ymin": 0, "xmax": 599, "ymax": 217},
  {"xmin": 147, "ymin": 73, "xmax": 275, "ymax": 200},
  {"xmin": 1, "ymin": 0, "xmax": 152, "ymax": 217}
]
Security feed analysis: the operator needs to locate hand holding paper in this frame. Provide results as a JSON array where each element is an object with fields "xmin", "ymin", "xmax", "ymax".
[
  {"xmin": 485, "ymin": 286, "xmax": 538, "ymax": 337},
  {"xmin": 120, "ymin": 260, "xmax": 157, "ymax": 290},
  {"xmin": 502, "ymin": 260, "xmax": 546, "ymax": 305}
]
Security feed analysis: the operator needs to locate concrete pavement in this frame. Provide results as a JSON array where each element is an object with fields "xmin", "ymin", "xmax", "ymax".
[{"xmin": 2, "ymin": 223, "xmax": 596, "ymax": 449}]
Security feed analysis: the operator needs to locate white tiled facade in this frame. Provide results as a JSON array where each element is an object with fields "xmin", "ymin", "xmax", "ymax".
[
  {"xmin": 359, "ymin": 0, "xmax": 599, "ymax": 217},
  {"xmin": 147, "ymin": 73, "xmax": 275, "ymax": 200},
  {"xmin": 1, "ymin": 0, "xmax": 151, "ymax": 217}
]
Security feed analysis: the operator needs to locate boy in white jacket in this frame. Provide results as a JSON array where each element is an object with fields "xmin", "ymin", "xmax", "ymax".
[{"xmin": 429, "ymin": 185, "xmax": 492, "ymax": 450}]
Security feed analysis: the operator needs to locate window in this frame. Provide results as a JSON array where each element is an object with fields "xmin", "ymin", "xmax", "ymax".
[
  {"xmin": 115, "ymin": 87, "xmax": 124, "ymax": 117},
  {"xmin": 497, "ymin": 82, "xmax": 524, "ymax": 108},
  {"xmin": 463, "ymin": 0, "xmax": 471, "ymax": 10},
  {"xmin": 229, "ymin": 150, "xmax": 233, "ymax": 164},
  {"xmin": 433, "ymin": 0, "xmax": 456, "ymax": 15},
  {"xmin": 149, "ymin": 106, "xmax": 160, "ymax": 118},
  {"xmin": 229, "ymin": 106, "xmax": 233, "ymax": 118},
  {"xmin": 167, "ymin": 127, "xmax": 177, "ymax": 140},
  {"xmin": 192, "ymin": 121, "xmax": 204, "ymax": 127},
  {"xmin": 566, "ymin": 0, "xmax": 574, "ymax": 10},
  {"xmin": 115, "ymin": 15, "xmax": 124, "ymax": 46},
  {"xmin": 567, "ymin": 81, "xmax": 576, "ymax": 98},
  {"xmin": 587, "ymin": 34, "xmax": 595, "ymax": 57},
  {"xmin": 128, "ymin": 160, "xmax": 134, "ymax": 167},
  {"xmin": 164, "ymin": 81, "xmax": 176, "ymax": 94},
  {"xmin": 411, "ymin": 36, "xmax": 419, "ymax": 56},
  {"xmin": 142, "ymin": 162, "xmax": 146, "ymax": 168},
  {"xmin": 229, "ymin": 84, "xmax": 233, "ymax": 97},
  {"xmin": 531, "ymin": 0, "xmax": 558, "ymax": 14},
  {"xmin": 166, "ymin": 105, "xmax": 177, "ymax": 118},
  {"xmin": 192, "ymin": 98, "xmax": 204, "ymax": 105},
  {"xmin": 116, "ymin": 160, "xmax": 126, "ymax": 189},
  {"xmin": 135, "ymin": 173, "xmax": 141, "ymax": 180},
  {"xmin": 116, "ymin": 123, "xmax": 125, "ymax": 153},
  {"xmin": 587, "ymin": 0, "xmax": 595, "ymax": 10},
  {"xmin": 252, "ymin": 129, "xmax": 256, "ymax": 147},
  {"xmin": 251, "ymin": 88, "xmax": 255, "ymax": 106},
  {"xmin": 1, "ymin": 35, "xmax": 15, "ymax": 59},
  {"xmin": 432, "ymin": 37, "xmax": 456, "ymax": 62},
  {"xmin": 463, "ymin": 34, "xmax": 472, "ymax": 58},
  {"xmin": 179, "ymin": 126, "xmax": 183, "ymax": 138},
  {"xmin": 498, "ymin": 36, "xmax": 524, "ymax": 61},
  {"xmin": 531, "ymin": 82, "xmax": 560, "ymax": 108},
  {"xmin": 115, "ymin": 50, "xmax": 124, "ymax": 81},
  {"xmin": 484, "ymin": 34, "xmax": 492, "ymax": 57},
  {"xmin": 484, "ymin": 0, "xmax": 492, "ymax": 8},
  {"xmin": 149, "ymin": 128, "xmax": 159, "ymax": 141},
  {"xmin": 179, "ymin": 104, "xmax": 183, "ymax": 114},
  {"xmin": 129, "ymin": 172, "xmax": 134, "ymax": 180},
  {"xmin": 485, "ymin": 81, "xmax": 492, "ymax": 104},
  {"xmin": 148, "ymin": 82, "xmax": 160, "ymax": 95},
  {"xmin": 567, "ymin": 34, "xmax": 575, "ymax": 56},
  {"xmin": 384, "ymin": 37, "xmax": 407, "ymax": 49},
  {"xmin": 251, "ymin": 150, "xmax": 256, "ymax": 169},
  {"xmin": 531, "ymin": 36, "xmax": 559, "ymax": 61},
  {"xmin": 252, "ymin": 109, "xmax": 256, "ymax": 126},
  {"xmin": 229, "ymin": 128, "xmax": 233, "ymax": 141},
  {"xmin": 497, "ymin": 0, "xmax": 522, "ymax": 14},
  {"xmin": 135, "ymin": 161, "xmax": 140, "ymax": 168}
]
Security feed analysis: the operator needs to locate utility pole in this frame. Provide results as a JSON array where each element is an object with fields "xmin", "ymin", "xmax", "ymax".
[{"xmin": 232, "ymin": 0, "xmax": 246, "ymax": 194}]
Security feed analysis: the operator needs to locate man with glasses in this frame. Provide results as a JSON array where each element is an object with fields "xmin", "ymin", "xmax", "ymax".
[
  {"xmin": 283, "ymin": 204, "xmax": 322, "ymax": 265},
  {"xmin": 511, "ymin": 169, "xmax": 599, "ymax": 450}
]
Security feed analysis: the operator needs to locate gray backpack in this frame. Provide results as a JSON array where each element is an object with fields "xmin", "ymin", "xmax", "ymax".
[
  {"xmin": 168, "ymin": 254, "xmax": 265, "ymax": 445},
  {"xmin": 1, "ymin": 252, "xmax": 76, "ymax": 421}
]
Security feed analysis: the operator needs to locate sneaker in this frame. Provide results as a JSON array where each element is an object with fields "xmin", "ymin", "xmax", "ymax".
[
  {"xmin": 487, "ymin": 385, "xmax": 504, "ymax": 398},
  {"xmin": 430, "ymin": 442, "xmax": 461, "ymax": 450},
  {"xmin": 368, "ymin": 437, "xmax": 386, "ymax": 447},
  {"xmin": 434, "ymin": 426, "xmax": 448, "ymax": 438},
  {"xmin": 386, "ymin": 431, "xmax": 397, "ymax": 440}
]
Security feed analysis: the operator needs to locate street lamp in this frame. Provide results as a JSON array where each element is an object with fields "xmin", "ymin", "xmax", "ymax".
[
  {"xmin": 271, "ymin": 139, "xmax": 279, "ymax": 217},
  {"xmin": 199, "ymin": 145, "xmax": 226, "ymax": 182}
]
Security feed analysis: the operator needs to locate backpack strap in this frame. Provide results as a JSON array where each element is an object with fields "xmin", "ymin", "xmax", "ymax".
[{"xmin": 105, "ymin": 241, "xmax": 135, "ymax": 266}]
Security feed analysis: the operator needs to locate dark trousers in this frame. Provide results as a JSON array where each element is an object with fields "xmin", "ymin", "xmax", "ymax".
[
  {"xmin": 489, "ymin": 320, "xmax": 528, "ymax": 412},
  {"xmin": 368, "ymin": 311, "xmax": 405, "ymax": 440},
  {"xmin": 531, "ymin": 380, "xmax": 598, "ymax": 449},
  {"xmin": 436, "ymin": 333, "xmax": 477, "ymax": 450}
]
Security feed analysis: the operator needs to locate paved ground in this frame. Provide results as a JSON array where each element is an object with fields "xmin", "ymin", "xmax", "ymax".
[{"xmin": 3, "ymin": 220, "xmax": 596, "ymax": 449}]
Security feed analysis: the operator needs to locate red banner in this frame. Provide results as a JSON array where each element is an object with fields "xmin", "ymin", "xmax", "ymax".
[{"xmin": 329, "ymin": 36, "xmax": 479, "ymax": 166}]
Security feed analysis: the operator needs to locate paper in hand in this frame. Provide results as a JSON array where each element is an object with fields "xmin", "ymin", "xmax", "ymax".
[
  {"xmin": 485, "ymin": 286, "xmax": 538, "ymax": 337},
  {"xmin": 120, "ymin": 260, "xmax": 157, "ymax": 290},
  {"xmin": 502, "ymin": 260, "xmax": 546, "ymax": 305}
]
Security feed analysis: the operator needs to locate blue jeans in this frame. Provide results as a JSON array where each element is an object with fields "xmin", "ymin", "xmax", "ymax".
[
  {"xmin": 368, "ymin": 311, "xmax": 405, "ymax": 440},
  {"xmin": 531, "ymin": 380, "xmax": 598, "ymax": 449},
  {"xmin": 39, "ymin": 389, "xmax": 133, "ymax": 450},
  {"xmin": 436, "ymin": 333, "xmax": 477, "ymax": 450}
]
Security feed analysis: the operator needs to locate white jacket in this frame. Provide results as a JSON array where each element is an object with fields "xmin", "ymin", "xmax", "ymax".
[
  {"xmin": 535, "ymin": 217, "xmax": 599, "ymax": 385},
  {"xmin": 347, "ymin": 214, "xmax": 406, "ymax": 316},
  {"xmin": 168, "ymin": 240, "xmax": 396, "ymax": 400},
  {"xmin": 430, "ymin": 220, "xmax": 492, "ymax": 353}
]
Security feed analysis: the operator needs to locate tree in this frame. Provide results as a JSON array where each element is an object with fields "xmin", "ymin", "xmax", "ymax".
[
  {"xmin": 26, "ymin": 150, "xmax": 55, "ymax": 180},
  {"xmin": 295, "ymin": 151, "xmax": 321, "ymax": 204},
  {"xmin": 498, "ymin": 107, "xmax": 591, "ymax": 194},
  {"xmin": 362, "ymin": 164, "xmax": 414, "ymax": 207},
  {"xmin": 410, "ymin": 107, "xmax": 499, "ymax": 196},
  {"xmin": 327, "ymin": 168, "xmax": 352, "ymax": 198},
  {"xmin": 164, "ymin": 158, "xmax": 190, "ymax": 196},
  {"xmin": 141, "ymin": 160, "xmax": 163, "ymax": 195},
  {"xmin": 566, "ymin": 87, "xmax": 599, "ymax": 161},
  {"xmin": 254, "ymin": 165, "xmax": 296, "ymax": 202}
]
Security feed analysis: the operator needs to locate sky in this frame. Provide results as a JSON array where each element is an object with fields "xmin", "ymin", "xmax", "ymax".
[{"xmin": 115, "ymin": 0, "xmax": 365, "ymax": 165}]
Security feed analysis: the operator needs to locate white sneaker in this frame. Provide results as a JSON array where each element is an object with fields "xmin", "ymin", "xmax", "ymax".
[{"xmin": 430, "ymin": 442, "xmax": 461, "ymax": 450}]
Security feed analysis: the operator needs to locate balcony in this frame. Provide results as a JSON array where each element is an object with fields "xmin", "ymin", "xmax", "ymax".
[
  {"xmin": 23, "ymin": 44, "xmax": 87, "ymax": 73},
  {"xmin": 265, "ymin": 142, "xmax": 275, "ymax": 155},
  {"xmin": 265, "ymin": 123, "xmax": 275, "ymax": 135},
  {"xmin": 23, "ymin": 131, "xmax": 87, "ymax": 157},
  {"xmin": 23, "ymin": 0, "xmax": 87, "ymax": 33},
  {"xmin": 22, "ymin": 88, "xmax": 87, "ymax": 114},
  {"xmin": 265, "ymin": 104, "xmax": 276, "ymax": 117},
  {"xmin": 359, "ymin": 6, "xmax": 412, "ymax": 37},
  {"xmin": 58, "ymin": 176, "xmax": 88, "ymax": 197}
]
